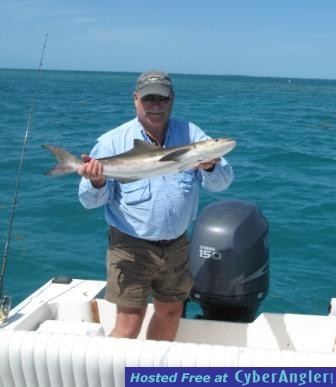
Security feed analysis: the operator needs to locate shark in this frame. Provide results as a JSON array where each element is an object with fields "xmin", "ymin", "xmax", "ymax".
[{"xmin": 43, "ymin": 138, "xmax": 236, "ymax": 183}]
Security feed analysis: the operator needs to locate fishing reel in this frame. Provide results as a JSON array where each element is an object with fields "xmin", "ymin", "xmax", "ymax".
[{"xmin": 0, "ymin": 295, "xmax": 11, "ymax": 325}]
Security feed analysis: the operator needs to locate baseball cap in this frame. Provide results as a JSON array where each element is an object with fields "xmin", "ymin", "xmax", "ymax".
[{"xmin": 135, "ymin": 70, "xmax": 174, "ymax": 98}]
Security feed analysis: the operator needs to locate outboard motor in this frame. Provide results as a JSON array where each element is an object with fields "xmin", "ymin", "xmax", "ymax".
[{"xmin": 189, "ymin": 200, "xmax": 269, "ymax": 322}]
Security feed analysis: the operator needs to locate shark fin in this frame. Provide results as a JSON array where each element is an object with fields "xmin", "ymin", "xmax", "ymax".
[
  {"xmin": 133, "ymin": 138, "xmax": 160, "ymax": 150},
  {"xmin": 133, "ymin": 139, "xmax": 159, "ymax": 152},
  {"xmin": 178, "ymin": 163, "xmax": 198, "ymax": 172},
  {"xmin": 43, "ymin": 144, "xmax": 82, "ymax": 176},
  {"xmin": 159, "ymin": 148, "xmax": 189, "ymax": 162},
  {"xmin": 117, "ymin": 177, "xmax": 142, "ymax": 183},
  {"xmin": 107, "ymin": 139, "xmax": 159, "ymax": 159}
]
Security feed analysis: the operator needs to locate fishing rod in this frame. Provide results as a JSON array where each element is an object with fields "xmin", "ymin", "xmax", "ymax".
[{"xmin": 0, "ymin": 33, "xmax": 48, "ymax": 324}]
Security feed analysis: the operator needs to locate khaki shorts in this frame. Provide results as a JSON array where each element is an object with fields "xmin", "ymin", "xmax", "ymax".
[{"xmin": 105, "ymin": 227, "xmax": 194, "ymax": 308}]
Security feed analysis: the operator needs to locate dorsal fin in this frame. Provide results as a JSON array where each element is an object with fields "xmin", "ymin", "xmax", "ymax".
[
  {"xmin": 98, "ymin": 139, "xmax": 159, "ymax": 160},
  {"xmin": 119, "ymin": 139, "xmax": 158, "ymax": 157},
  {"xmin": 133, "ymin": 139, "xmax": 159, "ymax": 153}
]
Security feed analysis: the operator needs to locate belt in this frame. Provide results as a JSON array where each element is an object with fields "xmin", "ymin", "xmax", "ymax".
[
  {"xmin": 156, "ymin": 239, "xmax": 175, "ymax": 245},
  {"xmin": 155, "ymin": 232, "xmax": 186, "ymax": 245},
  {"xmin": 110, "ymin": 226, "xmax": 185, "ymax": 245}
]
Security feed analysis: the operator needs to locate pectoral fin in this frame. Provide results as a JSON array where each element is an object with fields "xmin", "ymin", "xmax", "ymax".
[
  {"xmin": 178, "ymin": 163, "xmax": 199, "ymax": 172},
  {"xmin": 159, "ymin": 149, "xmax": 189, "ymax": 162},
  {"xmin": 117, "ymin": 177, "xmax": 142, "ymax": 183}
]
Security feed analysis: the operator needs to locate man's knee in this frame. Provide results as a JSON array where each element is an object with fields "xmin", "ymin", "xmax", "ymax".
[
  {"xmin": 111, "ymin": 305, "xmax": 146, "ymax": 338},
  {"xmin": 154, "ymin": 300, "xmax": 183, "ymax": 320}
]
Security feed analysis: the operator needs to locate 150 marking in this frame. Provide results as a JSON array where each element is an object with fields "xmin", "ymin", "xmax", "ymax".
[{"xmin": 199, "ymin": 245, "xmax": 222, "ymax": 260}]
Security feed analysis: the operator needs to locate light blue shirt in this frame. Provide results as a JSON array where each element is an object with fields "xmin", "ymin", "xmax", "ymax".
[{"xmin": 79, "ymin": 117, "xmax": 234, "ymax": 241}]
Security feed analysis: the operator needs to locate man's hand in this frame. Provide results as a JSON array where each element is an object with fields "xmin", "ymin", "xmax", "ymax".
[
  {"xmin": 78, "ymin": 155, "xmax": 106, "ymax": 188},
  {"xmin": 198, "ymin": 158, "xmax": 221, "ymax": 172}
]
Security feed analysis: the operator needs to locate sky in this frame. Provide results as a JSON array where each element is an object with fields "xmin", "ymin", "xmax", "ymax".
[{"xmin": 1, "ymin": 0, "xmax": 336, "ymax": 79}]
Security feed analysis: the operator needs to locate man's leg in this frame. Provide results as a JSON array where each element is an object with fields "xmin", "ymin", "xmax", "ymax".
[
  {"xmin": 110, "ymin": 305, "xmax": 147, "ymax": 338},
  {"xmin": 146, "ymin": 300, "xmax": 183, "ymax": 341}
]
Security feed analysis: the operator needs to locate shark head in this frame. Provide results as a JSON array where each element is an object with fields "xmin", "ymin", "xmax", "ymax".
[{"xmin": 196, "ymin": 138, "xmax": 236, "ymax": 159}]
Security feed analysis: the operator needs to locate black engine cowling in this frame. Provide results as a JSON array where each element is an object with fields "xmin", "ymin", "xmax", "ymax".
[{"xmin": 189, "ymin": 199, "xmax": 269, "ymax": 322}]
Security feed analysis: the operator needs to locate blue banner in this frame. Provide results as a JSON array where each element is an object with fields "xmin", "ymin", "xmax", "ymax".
[{"xmin": 125, "ymin": 367, "xmax": 336, "ymax": 386}]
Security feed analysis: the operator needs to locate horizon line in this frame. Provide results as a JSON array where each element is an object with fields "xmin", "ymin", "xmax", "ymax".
[{"xmin": 1, "ymin": 66, "xmax": 335, "ymax": 82}]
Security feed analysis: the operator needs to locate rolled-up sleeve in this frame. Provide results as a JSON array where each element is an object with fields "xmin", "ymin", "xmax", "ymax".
[
  {"xmin": 78, "ymin": 177, "xmax": 114, "ymax": 209},
  {"xmin": 200, "ymin": 159, "xmax": 234, "ymax": 192}
]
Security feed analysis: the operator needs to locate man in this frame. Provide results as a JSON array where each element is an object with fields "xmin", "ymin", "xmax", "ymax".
[{"xmin": 78, "ymin": 70, "xmax": 234, "ymax": 340}]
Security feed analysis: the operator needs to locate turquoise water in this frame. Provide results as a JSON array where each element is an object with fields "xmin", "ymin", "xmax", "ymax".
[{"xmin": 0, "ymin": 69, "xmax": 335, "ymax": 316}]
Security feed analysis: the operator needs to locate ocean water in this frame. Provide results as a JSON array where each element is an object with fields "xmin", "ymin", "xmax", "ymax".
[{"xmin": 0, "ymin": 69, "xmax": 335, "ymax": 317}]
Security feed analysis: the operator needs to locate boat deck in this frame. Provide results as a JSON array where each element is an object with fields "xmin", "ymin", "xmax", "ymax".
[{"xmin": 1, "ymin": 278, "xmax": 336, "ymax": 386}]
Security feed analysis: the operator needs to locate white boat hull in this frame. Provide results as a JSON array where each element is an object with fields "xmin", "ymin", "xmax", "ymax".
[{"xmin": 1, "ymin": 278, "xmax": 336, "ymax": 387}]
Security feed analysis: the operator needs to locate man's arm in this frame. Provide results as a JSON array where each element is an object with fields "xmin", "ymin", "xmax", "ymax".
[
  {"xmin": 199, "ymin": 160, "xmax": 234, "ymax": 192},
  {"xmin": 78, "ymin": 149, "xmax": 113, "ymax": 209},
  {"xmin": 189, "ymin": 123, "xmax": 235, "ymax": 192},
  {"xmin": 78, "ymin": 155, "xmax": 106, "ymax": 188}
]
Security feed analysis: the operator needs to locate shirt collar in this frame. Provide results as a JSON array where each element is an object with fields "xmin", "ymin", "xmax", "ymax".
[{"xmin": 137, "ymin": 118, "xmax": 171, "ymax": 148}]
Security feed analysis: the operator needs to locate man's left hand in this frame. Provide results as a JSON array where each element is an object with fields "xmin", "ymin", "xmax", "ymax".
[{"xmin": 198, "ymin": 158, "xmax": 221, "ymax": 172}]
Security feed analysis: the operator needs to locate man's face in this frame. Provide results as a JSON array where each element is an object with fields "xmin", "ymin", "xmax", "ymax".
[{"xmin": 134, "ymin": 93, "xmax": 174, "ymax": 133}]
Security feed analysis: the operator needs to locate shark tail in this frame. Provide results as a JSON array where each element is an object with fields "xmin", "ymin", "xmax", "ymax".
[{"xmin": 43, "ymin": 144, "xmax": 82, "ymax": 176}]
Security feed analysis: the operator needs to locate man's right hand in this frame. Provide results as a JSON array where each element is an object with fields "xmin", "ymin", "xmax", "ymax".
[{"xmin": 78, "ymin": 155, "xmax": 106, "ymax": 188}]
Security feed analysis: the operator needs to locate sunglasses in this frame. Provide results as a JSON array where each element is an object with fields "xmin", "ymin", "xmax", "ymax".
[{"xmin": 140, "ymin": 95, "xmax": 171, "ymax": 104}]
